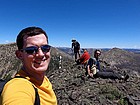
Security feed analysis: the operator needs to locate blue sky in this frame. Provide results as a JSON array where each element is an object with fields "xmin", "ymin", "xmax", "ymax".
[{"xmin": 0, "ymin": 0, "xmax": 140, "ymax": 48}]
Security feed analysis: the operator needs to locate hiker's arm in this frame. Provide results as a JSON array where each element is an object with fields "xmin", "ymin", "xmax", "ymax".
[
  {"xmin": 71, "ymin": 44, "xmax": 74, "ymax": 52},
  {"xmin": 71, "ymin": 43, "xmax": 74, "ymax": 49},
  {"xmin": 87, "ymin": 65, "xmax": 93, "ymax": 77}
]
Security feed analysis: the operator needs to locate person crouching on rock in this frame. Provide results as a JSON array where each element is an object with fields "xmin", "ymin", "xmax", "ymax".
[{"xmin": 76, "ymin": 48, "xmax": 90, "ymax": 65}]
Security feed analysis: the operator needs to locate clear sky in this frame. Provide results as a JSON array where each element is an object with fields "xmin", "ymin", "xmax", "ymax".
[{"xmin": 0, "ymin": 0, "xmax": 140, "ymax": 48}]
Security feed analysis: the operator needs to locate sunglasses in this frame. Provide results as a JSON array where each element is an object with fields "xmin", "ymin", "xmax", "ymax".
[
  {"xmin": 96, "ymin": 53, "xmax": 101, "ymax": 55},
  {"xmin": 21, "ymin": 45, "xmax": 51, "ymax": 54}
]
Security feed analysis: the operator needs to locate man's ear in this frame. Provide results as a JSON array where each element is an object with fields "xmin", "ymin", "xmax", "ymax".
[{"xmin": 15, "ymin": 50, "xmax": 23, "ymax": 60}]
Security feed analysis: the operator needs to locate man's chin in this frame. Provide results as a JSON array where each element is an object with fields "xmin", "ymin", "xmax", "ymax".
[{"xmin": 34, "ymin": 66, "xmax": 48, "ymax": 72}]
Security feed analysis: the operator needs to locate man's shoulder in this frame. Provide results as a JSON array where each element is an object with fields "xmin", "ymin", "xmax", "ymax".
[
  {"xmin": 76, "ymin": 41, "xmax": 80, "ymax": 45},
  {"xmin": 92, "ymin": 57, "xmax": 96, "ymax": 61},
  {"xmin": 4, "ymin": 77, "xmax": 33, "ymax": 89},
  {"xmin": 0, "ymin": 77, "xmax": 36, "ymax": 105},
  {"xmin": 88, "ymin": 58, "xmax": 97, "ymax": 64},
  {"xmin": 1, "ymin": 77, "xmax": 35, "ymax": 96},
  {"xmin": 90, "ymin": 57, "xmax": 96, "ymax": 61}
]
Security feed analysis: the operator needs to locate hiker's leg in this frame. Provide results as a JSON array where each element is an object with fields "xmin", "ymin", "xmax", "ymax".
[
  {"xmin": 102, "ymin": 69, "xmax": 114, "ymax": 72},
  {"xmin": 75, "ymin": 52, "xmax": 77, "ymax": 61},
  {"xmin": 74, "ymin": 49, "xmax": 77, "ymax": 61},
  {"xmin": 78, "ymin": 50, "xmax": 80, "ymax": 58},
  {"xmin": 76, "ymin": 59, "xmax": 81, "ymax": 65},
  {"xmin": 95, "ymin": 71, "xmax": 122, "ymax": 79}
]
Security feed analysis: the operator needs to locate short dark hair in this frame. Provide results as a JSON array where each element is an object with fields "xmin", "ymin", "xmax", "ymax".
[
  {"xmin": 94, "ymin": 49, "xmax": 101, "ymax": 56},
  {"xmin": 16, "ymin": 27, "xmax": 48, "ymax": 50},
  {"xmin": 94, "ymin": 49, "xmax": 101, "ymax": 53}
]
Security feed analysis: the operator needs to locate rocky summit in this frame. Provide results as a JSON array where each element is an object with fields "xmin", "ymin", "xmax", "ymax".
[{"xmin": 0, "ymin": 43, "xmax": 140, "ymax": 105}]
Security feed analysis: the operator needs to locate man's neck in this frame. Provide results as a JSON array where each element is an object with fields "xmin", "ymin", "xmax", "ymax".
[{"xmin": 22, "ymin": 66, "xmax": 45, "ymax": 83}]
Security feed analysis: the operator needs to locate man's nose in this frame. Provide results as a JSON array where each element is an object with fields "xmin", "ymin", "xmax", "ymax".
[{"xmin": 37, "ymin": 48, "xmax": 44, "ymax": 56}]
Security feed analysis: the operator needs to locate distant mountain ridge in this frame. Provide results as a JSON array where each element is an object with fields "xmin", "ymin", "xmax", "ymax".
[{"xmin": 57, "ymin": 47, "xmax": 140, "ymax": 54}]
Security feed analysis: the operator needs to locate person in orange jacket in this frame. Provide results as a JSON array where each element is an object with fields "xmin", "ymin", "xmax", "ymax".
[{"xmin": 76, "ymin": 49, "xmax": 90, "ymax": 65}]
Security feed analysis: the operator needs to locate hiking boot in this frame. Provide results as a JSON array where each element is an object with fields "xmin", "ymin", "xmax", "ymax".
[
  {"xmin": 121, "ymin": 74, "xmax": 129, "ymax": 81},
  {"xmin": 124, "ymin": 74, "xmax": 129, "ymax": 81}
]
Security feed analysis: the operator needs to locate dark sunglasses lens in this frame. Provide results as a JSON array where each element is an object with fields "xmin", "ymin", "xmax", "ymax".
[
  {"xmin": 25, "ymin": 47, "xmax": 38, "ymax": 54},
  {"xmin": 41, "ymin": 45, "xmax": 51, "ymax": 52}
]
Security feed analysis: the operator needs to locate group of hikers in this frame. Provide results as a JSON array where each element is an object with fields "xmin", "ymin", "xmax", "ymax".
[{"xmin": 71, "ymin": 39, "xmax": 129, "ymax": 81}]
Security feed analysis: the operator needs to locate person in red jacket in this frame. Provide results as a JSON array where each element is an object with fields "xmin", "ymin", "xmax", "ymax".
[{"xmin": 76, "ymin": 49, "xmax": 90, "ymax": 65}]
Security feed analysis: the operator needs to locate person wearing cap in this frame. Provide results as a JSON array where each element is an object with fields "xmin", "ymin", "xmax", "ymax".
[{"xmin": 71, "ymin": 39, "xmax": 80, "ymax": 61}]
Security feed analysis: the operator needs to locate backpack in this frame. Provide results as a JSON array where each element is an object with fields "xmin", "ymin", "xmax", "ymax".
[
  {"xmin": 88, "ymin": 58, "xmax": 97, "ymax": 75},
  {"xmin": 91, "ymin": 63, "xmax": 97, "ymax": 75},
  {"xmin": 0, "ymin": 76, "xmax": 40, "ymax": 105}
]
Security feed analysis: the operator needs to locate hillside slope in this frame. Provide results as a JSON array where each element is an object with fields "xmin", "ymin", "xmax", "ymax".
[
  {"xmin": 50, "ymin": 48, "xmax": 140, "ymax": 105},
  {"xmin": 0, "ymin": 44, "xmax": 140, "ymax": 105},
  {"xmin": 101, "ymin": 48, "xmax": 140, "ymax": 73}
]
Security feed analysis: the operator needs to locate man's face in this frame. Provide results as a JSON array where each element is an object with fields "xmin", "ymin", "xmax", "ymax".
[
  {"xmin": 20, "ymin": 34, "xmax": 51, "ymax": 74},
  {"xmin": 95, "ymin": 51, "xmax": 101, "ymax": 58}
]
